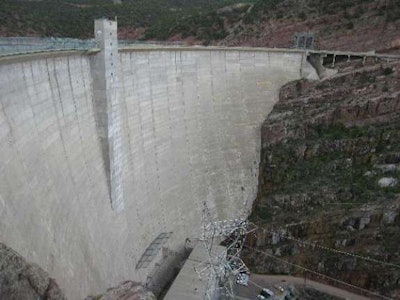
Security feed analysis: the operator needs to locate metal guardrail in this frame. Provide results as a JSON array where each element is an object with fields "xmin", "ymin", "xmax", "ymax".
[
  {"xmin": 0, "ymin": 37, "xmax": 98, "ymax": 56},
  {"xmin": 2, "ymin": 37, "xmax": 399, "ymax": 61},
  {"xmin": 0, "ymin": 37, "xmax": 186, "ymax": 56},
  {"xmin": 118, "ymin": 39, "xmax": 185, "ymax": 47},
  {"xmin": 306, "ymin": 49, "xmax": 400, "ymax": 60}
]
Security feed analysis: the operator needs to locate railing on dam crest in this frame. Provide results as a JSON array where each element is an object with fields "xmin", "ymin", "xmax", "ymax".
[
  {"xmin": 0, "ymin": 37, "xmax": 97, "ymax": 56},
  {"xmin": 0, "ymin": 37, "xmax": 185, "ymax": 56}
]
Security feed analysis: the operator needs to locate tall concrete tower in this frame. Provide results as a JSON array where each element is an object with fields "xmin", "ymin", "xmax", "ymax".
[{"xmin": 92, "ymin": 19, "xmax": 124, "ymax": 212}]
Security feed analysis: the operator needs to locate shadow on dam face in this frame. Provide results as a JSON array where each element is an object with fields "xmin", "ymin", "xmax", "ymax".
[{"xmin": 0, "ymin": 21, "xmax": 317, "ymax": 299}]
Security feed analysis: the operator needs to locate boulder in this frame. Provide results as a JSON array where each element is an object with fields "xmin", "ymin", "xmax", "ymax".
[{"xmin": 378, "ymin": 177, "xmax": 398, "ymax": 187}]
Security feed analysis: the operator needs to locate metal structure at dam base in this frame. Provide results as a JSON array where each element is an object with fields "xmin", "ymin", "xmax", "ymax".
[{"xmin": 2, "ymin": 19, "xmax": 397, "ymax": 299}]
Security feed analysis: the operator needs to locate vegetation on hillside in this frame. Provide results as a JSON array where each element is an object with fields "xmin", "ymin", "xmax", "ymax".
[
  {"xmin": 242, "ymin": 0, "xmax": 400, "ymax": 24},
  {"xmin": 0, "ymin": 0, "xmax": 254, "ymax": 39},
  {"xmin": 0, "ymin": 0, "xmax": 399, "ymax": 48}
]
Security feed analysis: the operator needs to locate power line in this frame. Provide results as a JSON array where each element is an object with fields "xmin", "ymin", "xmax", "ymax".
[
  {"xmin": 283, "ymin": 199, "xmax": 392, "ymax": 222},
  {"xmin": 282, "ymin": 203, "xmax": 380, "ymax": 228},
  {"xmin": 244, "ymin": 244, "xmax": 393, "ymax": 300},
  {"xmin": 283, "ymin": 233, "xmax": 400, "ymax": 269},
  {"xmin": 268, "ymin": 227, "xmax": 400, "ymax": 270}
]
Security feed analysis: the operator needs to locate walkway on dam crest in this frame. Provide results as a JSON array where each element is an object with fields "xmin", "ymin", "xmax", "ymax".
[{"xmin": 1, "ymin": 43, "xmax": 400, "ymax": 62}]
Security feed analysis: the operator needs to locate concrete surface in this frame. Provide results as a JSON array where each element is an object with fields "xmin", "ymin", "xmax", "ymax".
[
  {"xmin": 163, "ymin": 243, "xmax": 226, "ymax": 300},
  {"xmin": 0, "ymin": 24, "xmax": 317, "ymax": 298}
]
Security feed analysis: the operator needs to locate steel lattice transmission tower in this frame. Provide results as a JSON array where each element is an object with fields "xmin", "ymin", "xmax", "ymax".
[{"xmin": 196, "ymin": 201, "xmax": 257, "ymax": 299}]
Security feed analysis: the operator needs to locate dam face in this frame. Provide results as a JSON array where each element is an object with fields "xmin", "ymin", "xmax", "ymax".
[{"xmin": 0, "ymin": 21, "xmax": 315, "ymax": 299}]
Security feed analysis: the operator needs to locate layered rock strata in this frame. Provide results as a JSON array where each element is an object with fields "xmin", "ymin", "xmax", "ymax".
[{"xmin": 247, "ymin": 60, "xmax": 400, "ymax": 298}]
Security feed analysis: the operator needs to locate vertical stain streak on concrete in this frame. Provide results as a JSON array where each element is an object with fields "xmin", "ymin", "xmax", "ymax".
[
  {"xmin": 49, "ymin": 59, "xmax": 78, "ymax": 190},
  {"xmin": 46, "ymin": 56, "xmax": 85, "ymax": 253},
  {"xmin": 77, "ymin": 56, "xmax": 99, "ymax": 201},
  {"xmin": 129, "ymin": 52, "xmax": 145, "ymax": 231},
  {"xmin": 67, "ymin": 56, "xmax": 95, "ymax": 205},
  {"xmin": 193, "ymin": 51, "xmax": 207, "ymax": 222},
  {"xmin": 118, "ymin": 52, "xmax": 143, "ymax": 279},
  {"xmin": 51, "ymin": 60, "xmax": 66, "ymax": 119},
  {"xmin": 171, "ymin": 50, "xmax": 186, "ymax": 235},
  {"xmin": 224, "ymin": 49, "xmax": 236, "ymax": 218},
  {"xmin": 181, "ymin": 51, "xmax": 199, "ymax": 234},
  {"xmin": 182, "ymin": 51, "xmax": 198, "ymax": 229},
  {"xmin": 163, "ymin": 51, "xmax": 175, "ymax": 230},
  {"xmin": 139, "ymin": 51, "xmax": 156, "ymax": 238},
  {"xmin": 0, "ymin": 66, "xmax": 20, "ymax": 219},
  {"xmin": 148, "ymin": 52, "xmax": 166, "ymax": 231},
  {"xmin": 26, "ymin": 60, "xmax": 58, "ymax": 203},
  {"xmin": 210, "ymin": 51, "xmax": 229, "ymax": 219}
]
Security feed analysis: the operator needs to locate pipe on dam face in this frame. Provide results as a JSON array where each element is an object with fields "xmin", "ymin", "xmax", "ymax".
[{"xmin": 0, "ymin": 20, "xmax": 316, "ymax": 299}]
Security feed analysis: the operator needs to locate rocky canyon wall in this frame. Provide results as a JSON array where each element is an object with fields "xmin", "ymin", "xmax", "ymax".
[{"xmin": 248, "ymin": 59, "xmax": 400, "ymax": 299}]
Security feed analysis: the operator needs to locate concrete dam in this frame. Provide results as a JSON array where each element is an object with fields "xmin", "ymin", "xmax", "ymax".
[{"xmin": 0, "ymin": 20, "xmax": 318, "ymax": 299}]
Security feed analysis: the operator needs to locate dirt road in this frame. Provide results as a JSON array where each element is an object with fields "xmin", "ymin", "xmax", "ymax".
[{"xmin": 236, "ymin": 274, "xmax": 372, "ymax": 300}]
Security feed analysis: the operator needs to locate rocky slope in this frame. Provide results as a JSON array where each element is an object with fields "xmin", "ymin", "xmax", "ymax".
[
  {"xmin": 85, "ymin": 281, "xmax": 156, "ymax": 300},
  {"xmin": 1, "ymin": 0, "xmax": 399, "ymax": 54},
  {"xmin": 0, "ymin": 243, "xmax": 66, "ymax": 300},
  {"xmin": 0, "ymin": 242, "xmax": 155, "ymax": 300},
  {"xmin": 245, "ymin": 59, "xmax": 400, "ymax": 298},
  {"xmin": 218, "ymin": 0, "xmax": 400, "ymax": 54}
]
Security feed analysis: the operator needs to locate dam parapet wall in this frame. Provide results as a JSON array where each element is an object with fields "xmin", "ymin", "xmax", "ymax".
[{"xmin": 0, "ymin": 19, "xmax": 315, "ymax": 298}]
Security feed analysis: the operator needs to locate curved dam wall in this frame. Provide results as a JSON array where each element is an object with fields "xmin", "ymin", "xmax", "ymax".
[
  {"xmin": 0, "ymin": 34, "xmax": 315, "ymax": 299},
  {"xmin": 118, "ymin": 47, "xmax": 308, "ymax": 225}
]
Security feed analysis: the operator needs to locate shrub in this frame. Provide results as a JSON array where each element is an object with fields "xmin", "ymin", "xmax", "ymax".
[
  {"xmin": 346, "ymin": 21, "xmax": 354, "ymax": 29},
  {"xmin": 298, "ymin": 11, "xmax": 307, "ymax": 20},
  {"xmin": 383, "ymin": 67, "xmax": 393, "ymax": 75},
  {"xmin": 382, "ymin": 84, "xmax": 389, "ymax": 92}
]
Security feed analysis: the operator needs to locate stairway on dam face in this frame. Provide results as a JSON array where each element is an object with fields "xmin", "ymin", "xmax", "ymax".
[{"xmin": 0, "ymin": 19, "xmax": 321, "ymax": 299}]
